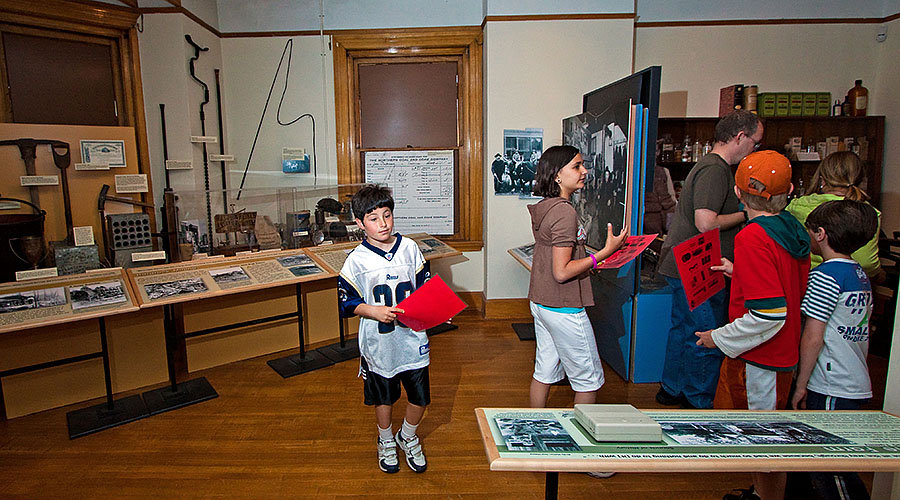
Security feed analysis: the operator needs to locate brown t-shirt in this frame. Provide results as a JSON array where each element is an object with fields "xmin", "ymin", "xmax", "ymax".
[
  {"xmin": 658, "ymin": 153, "xmax": 742, "ymax": 278},
  {"xmin": 527, "ymin": 197, "xmax": 594, "ymax": 308}
]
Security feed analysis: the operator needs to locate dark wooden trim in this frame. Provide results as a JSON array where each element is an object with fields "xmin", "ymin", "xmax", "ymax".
[
  {"xmin": 0, "ymin": 0, "xmax": 137, "ymax": 31},
  {"xmin": 137, "ymin": 6, "xmax": 221, "ymax": 37},
  {"xmin": 484, "ymin": 13, "xmax": 634, "ymax": 23},
  {"xmin": 221, "ymin": 29, "xmax": 324, "ymax": 38},
  {"xmin": 636, "ymin": 16, "xmax": 898, "ymax": 28},
  {"xmin": 884, "ymin": 12, "xmax": 900, "ymax": 22}
]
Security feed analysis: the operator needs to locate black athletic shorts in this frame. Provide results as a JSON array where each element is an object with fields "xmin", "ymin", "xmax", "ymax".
[{"xmin": 360, "ymin": 357, "xmax": 430, "ymax": 407}]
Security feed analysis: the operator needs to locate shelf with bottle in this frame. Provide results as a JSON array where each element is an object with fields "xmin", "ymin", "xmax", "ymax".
[{"xmin": 656, "ymin": 115, "xmax": 884, "ymax": 208}]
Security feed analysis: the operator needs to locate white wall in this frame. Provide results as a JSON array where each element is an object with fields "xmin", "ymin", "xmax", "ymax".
[
  {"xmin": 182, "ymin": 0, "xmax": 220, "ymax": 30},
  {"xmin": 220, "ymin": 35, "xmax": 336, "ymax": 190},
  {"xmin": 486, "ymin": 0, "xmax": 631, "ymax": 15},
  {"xmin": 483, "ymin": 18, "xmax": 634, "ymax": 300},
  {"xmin": 872, "ymin": 18, "xmax": 900, "ymax": 234},
  {"xmin": 636, "ymin": 0, "xmax": 886, "ymax": 22},
  {"xmin": 635, "ymin": 23, "xmax": 881, "ymax": 118},
  {"xmin": 139, "ymin": 14, "xmax": 224, "ymax": 225},
  {"xmin": 216, "ymin": 0, "xmax": 483, "ymax": 33}
]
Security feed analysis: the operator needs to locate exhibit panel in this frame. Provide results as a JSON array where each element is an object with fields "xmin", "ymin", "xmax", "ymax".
[{"xmin": 0, "ymin": 269, "xmax": 167, "ymax": 418}]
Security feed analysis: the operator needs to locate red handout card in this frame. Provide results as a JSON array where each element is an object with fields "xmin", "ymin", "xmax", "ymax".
[{"xmin": 396, "ymin": 275, "xmax": 467, "ymax": 332}]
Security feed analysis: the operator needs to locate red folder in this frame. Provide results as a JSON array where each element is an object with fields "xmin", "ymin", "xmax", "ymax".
[{"xmin": 396, "ymin": 275, "xmax": 466, "ymax": 332}]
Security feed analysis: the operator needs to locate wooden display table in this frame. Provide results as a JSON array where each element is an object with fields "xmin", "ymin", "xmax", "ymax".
[
  {"xmin": 0, "ymin": 268, "xmax": 163, "ymax": 437},
  {"xmin": 476, "ymin": 407, "xmax": 900, "ymax": 500},
  {"xmin": 127, "ymin": 248, "xmax": 337, "ymax": 412}
]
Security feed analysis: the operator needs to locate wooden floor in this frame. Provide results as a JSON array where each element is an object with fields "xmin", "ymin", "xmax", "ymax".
[{"xmin": 0, "ymin": 310, "xmax": 886, "ymax": 499}]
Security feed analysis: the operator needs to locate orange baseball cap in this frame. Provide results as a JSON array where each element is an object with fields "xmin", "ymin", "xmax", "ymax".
[{"xmin": 735, "ymin": 150, "xmax": 792, "ymax": 199}]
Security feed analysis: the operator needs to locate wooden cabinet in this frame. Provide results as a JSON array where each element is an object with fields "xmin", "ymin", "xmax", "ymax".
[{"xmin": 657, "ymin": 116, "xmax": 885, "ymax": 208}]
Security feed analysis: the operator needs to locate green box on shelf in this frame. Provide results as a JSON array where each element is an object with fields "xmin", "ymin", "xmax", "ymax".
[
  {"xmin": 775, "ymin": 93, "xmax": 790, "ymax": 117},
  {"xmin": 802, "ymin": 93, "xmax": 818, "ymax": 116},
  {"xmin": 789, "ymin": 93, "xmax": 804, "ymax": 116},
  {"xmin": 816, "ymin": 92, "xmax": 832, "ymax": 116},
  {"xmin": 758, "ymin": 93, "xmax": 776, "ymax": 117}
]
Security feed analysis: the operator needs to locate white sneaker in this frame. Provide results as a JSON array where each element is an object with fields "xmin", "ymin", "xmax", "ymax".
[
  {"xmin": 395, "ymin": 431, "xmax": 427, "ymax": 473},
  {"xmin": 377, "ymin": 437, "xmax": 399, "ymax": 473}
]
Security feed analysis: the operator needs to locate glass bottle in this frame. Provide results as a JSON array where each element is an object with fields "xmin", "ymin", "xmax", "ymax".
[
  {"xmin": 832, "ymin": 100, "xmax": 842, "ymax": 117},
  {"xmin": 702, "ymin": 140, "xmax": 712, "ymax": 156},
  {"xmin": 848, "ymin": 80, "xmax": 868, "ymax": 116},
  {"xmin": 842, "ymin": 95, "xmax": 851, "ymax": 117},
  {"xmin": 692, "ymin": 140, "xmax": 701, "ymax": 162},
  {"xmin": 681, "ymin": 135, "xmax": 692, "ymax": 162},
  {"xmin": 661, "ymin": 134, "xmax": 674, "ymax": 162}
]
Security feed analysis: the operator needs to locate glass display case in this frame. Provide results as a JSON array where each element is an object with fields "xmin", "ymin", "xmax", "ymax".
[{"xmin": 171, "ymin": 183, "xmax": 368, "ymax": 259}]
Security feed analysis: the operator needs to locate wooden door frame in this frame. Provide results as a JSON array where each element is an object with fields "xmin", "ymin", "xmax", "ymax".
[{"xmin": 333, "ymin": 27, "xmax": 483, "ymax": 251}]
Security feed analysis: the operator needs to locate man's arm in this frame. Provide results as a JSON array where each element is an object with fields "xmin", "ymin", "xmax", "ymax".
[
  {"xmin": 694, "ymin": 208, "xmax": 746, "ymax": 233},
  {"xmin": 791, "ymin": 317, "xmax": 827, "ymax": 409}
]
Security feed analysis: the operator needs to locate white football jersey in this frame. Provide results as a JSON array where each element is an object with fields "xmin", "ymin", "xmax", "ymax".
[{"xmin": 338, "ymin": 234, "xmax": 430, "ymax": 378}]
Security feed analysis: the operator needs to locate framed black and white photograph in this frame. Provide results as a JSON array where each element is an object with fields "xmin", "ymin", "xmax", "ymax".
[
  {"xmin": 144, "ymin": 278, "xmax": 208, "ymax": 300},
  {"xmin": 494, "ymin": 417, "xmax": 581, "ymax": 452},
  {"xmin": 0, "ymin": 287, "xmax": 67, "ymax": 314},
  {"xmin": 276, "ymin": 254, "xmax": 315, "ymax": 268},
  {"xmin": 68, "ymin": 281, "xmax": 127, "ymax": 311},
  {"xmin": 564, "ymin": 100, "xmax": 632, "ymax": 250},
  {"xmin": 493, "ymin": 128, "xmax": 542, "ymax": 197},
  {"xmin": 208, "ymin": 266, "xmax": 250, "ymax": 284}
]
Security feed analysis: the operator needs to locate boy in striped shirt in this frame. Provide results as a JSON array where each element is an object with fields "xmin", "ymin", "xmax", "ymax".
[
  {"xmin": 790, "ymin": 199, "xmax": 878, "ymax": 500},
  {"xmin": 695, "ymin": 151, "xmax": 811, "ymax": 500}
]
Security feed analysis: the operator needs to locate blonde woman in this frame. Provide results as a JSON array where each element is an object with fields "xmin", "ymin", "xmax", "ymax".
[{"xmin": 786, "ymin": 151, "xmax": 883, "ymax": 282}]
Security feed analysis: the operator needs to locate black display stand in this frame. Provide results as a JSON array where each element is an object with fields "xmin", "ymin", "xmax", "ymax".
[
  {"xmin": 61, "ymin": 317, "xmax": 150, "ymax": 439},
  {"xmin": 511, "ymin": 322, "xmax": 535, "ymax": 341},
  {"xmin": 317, "ymin": 307, "xmax": 360, "ymax": 363},
  {"xmin": 426, "ymin": 322, "xmax": 458, "ymax": 336},
  {"xmin": 267, "ymin": 283, "xmax": 334, "ymax": 377},
  {"xmin": 141, "ymin": 303, "xmax": 218, "ymax": 415}
]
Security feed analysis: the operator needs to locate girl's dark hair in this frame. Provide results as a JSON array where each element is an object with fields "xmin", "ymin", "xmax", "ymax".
[
  {"xmin": 532, "ymin": 145, "xmax": 579, "ymax": 198},
  {"xmin": 351, "ymin": 184, "xmax": 394, "ymax": 219}
]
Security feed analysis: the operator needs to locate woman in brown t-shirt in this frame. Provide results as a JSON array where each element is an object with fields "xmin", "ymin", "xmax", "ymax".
[{"xmin": 527, "ymin": 145, "xmax": 627, "ymax": 408}]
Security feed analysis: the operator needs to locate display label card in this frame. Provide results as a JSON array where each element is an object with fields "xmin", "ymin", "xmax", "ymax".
[
  {"xmin": 208, "ymin": 154, "xmax": 234, "ymax": 162},
  {"xmin": 73, "ymin": 226, "xmax": 95, "ymax": 246},
  {"xmin": 190, "ymin": 136, "xmax": 217, "ymax": 143},
  {"xmin": 16, "ymin": 267, "xmax": 59, "ymax": 281},
  {"xmin": 672, "ymin": 228, "xmax": 726, "ymax": 311},
  {"xmin": 74, "ymin": 162, "xmax": 111, "ymax": 171},
  {"xmin": 80, "ymin": 140, "xmax": 126, "ymax": 167},
  {"xmin": 0, "ymin": 200, "xmax": 21, "ymax": 210},
  {"xmin": 131, "ymin": 250, "xmax": 167, "ymax": 262},
  {"xmin": 20, "ymin": 175, "xmax": 59, "ymax": 186},
  {"xmin": 594, "ymin": 234, "xmax": 657, "ymax": 269},
  {"xmin": 115, "ymin": 174, "xmax": 149, "ymax": 193},
  {"xmin": 165, "ymin": 160, "xmax": 193, "ymax": 170},
  {"xmin": 236, "ymin": 250, "xmax": 254, "ymax": 256}
]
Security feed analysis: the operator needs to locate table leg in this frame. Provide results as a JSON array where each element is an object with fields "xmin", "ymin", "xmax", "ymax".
[
  {"xmin": 267, "ymin": 282, "xmax": 333, "ymax": 377},
  {"xmin": 545, "ymin": 472, "xmax": 558, "ymax": 500}
]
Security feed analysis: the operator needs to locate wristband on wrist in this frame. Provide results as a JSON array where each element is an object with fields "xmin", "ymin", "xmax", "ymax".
[{"xmin": 590, "ymin": 253, "xmax": 598, "ymax": 269}]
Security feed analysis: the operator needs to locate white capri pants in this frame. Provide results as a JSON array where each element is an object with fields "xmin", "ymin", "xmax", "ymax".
[{"xmin": 530, "ymin": 301, "xmax": 604, "ymax": 392}]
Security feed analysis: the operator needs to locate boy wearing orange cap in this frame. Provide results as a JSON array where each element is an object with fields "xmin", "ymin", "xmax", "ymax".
[{"xmin": 695, "ymin": 150, "xmax": 811, "ymax": 500}]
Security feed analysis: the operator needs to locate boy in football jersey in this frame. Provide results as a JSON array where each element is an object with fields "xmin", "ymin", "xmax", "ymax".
[
  {"xmin": 791, "ymin": 199, "xmax": 878, "ymax": 500},
  {"xmin": 338, "ymin": 184, "xmax": 431, "ymax": 474}
]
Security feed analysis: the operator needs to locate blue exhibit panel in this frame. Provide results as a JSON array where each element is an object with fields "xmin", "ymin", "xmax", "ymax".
[{"xmin": 631, "ymin": 286, "xmax": 673, "ymax": 383}]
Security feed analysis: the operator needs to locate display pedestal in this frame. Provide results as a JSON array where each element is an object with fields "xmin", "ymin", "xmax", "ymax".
[
  {"xmin": 267, "ymin": 350, "xmax": 334, "ymax": 378},
  {"xmin": 511, "ymin": 322, "xmax": 535, "ymax": 341},
  {"xmin": 141, "ymin": 377, "xmax": 218, "ymax": 415},
  {"xmin": 318, "ymin": 338, "xmax": 359, "ymax": 363},
  {"xmin": 426, "ymin": 322, "xmax": 458, "ymax": 336},
  {"xmin": 66, "ymin": 394, "xmax": 148, "ymax": 439}
]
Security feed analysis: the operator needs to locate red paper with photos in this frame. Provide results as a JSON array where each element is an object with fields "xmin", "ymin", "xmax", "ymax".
[
  {"xmin": 595, "ymin": 234, "xmax": 658, "ymax": 269},
  {"xmin": 672, "ymin": 228, "xmax": 726, "ymax": 311}
]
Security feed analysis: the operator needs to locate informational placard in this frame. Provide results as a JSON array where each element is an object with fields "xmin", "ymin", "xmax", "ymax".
[
  {"xmin": 20, "ymin": 175, "xmax": 59, "ymax": 186},
  {"xmin": 115, "ymin": 174, "xmax": 149, "ymax": 194},
  {"xmin": 190, "ymin": 136, "xmax": 217, "ymax": 143},
  {"xmin": 74, "ymin": 163, "xmax": 110, "ymax": 171},
  {"xmin": 208, "ymin": 154, "xmax": 234, "ymax": 162},
  {"xmin": 365, "ymin": 150, "xmax": 454, "ymax": 235},
  {"xmin": 478, "ymin": 408, "xmax": 900, "ymax": 463},
  {"xmin": 672, "ymin": 228, "xmax": 726, "ymax": 311},
  {"xmin": 73, "ymin": 226, "xmax": 95, "ymax": 246},
  {"xmin": 165, "ymin": 160, "xmax": 193, "ymax": 170}
]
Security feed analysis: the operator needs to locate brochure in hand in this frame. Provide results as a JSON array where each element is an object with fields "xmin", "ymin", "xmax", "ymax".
[{"xmin": 396, "ymin": 275, "xmax": 466, "ymax": 331}]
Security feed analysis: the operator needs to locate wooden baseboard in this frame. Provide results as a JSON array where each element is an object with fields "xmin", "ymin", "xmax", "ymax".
[
  {"xmin": 456, "ymin": 291, "xmax": 485, "ymax": 316},
  {"xmin": 483, "ymin": 297, "xmax": 531, "ymax": 320}
]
